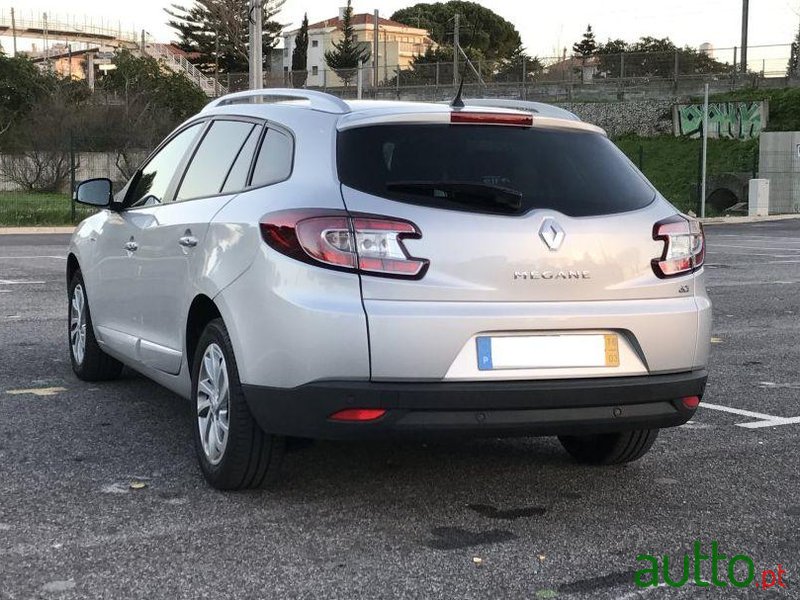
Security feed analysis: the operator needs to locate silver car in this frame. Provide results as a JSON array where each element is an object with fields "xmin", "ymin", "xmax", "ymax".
[{"xmin": 68, "ymin": 90, "xmax": 711, "ymax": 490}]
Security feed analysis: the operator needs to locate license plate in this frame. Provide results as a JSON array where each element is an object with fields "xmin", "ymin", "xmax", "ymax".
[{"xmin": 476, "ymin": 334, "xmax": 620, "ymax": 371}]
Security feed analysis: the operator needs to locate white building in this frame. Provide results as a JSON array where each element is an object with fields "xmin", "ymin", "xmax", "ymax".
[{"xmin": 282, "ymin": 8, "xmax": 435, "ymax": 88}]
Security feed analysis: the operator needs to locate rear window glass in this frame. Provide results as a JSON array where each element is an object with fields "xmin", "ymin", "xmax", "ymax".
[{"xmin": 337, "ymin": 125, "xmax": 655, "ymax": 217}]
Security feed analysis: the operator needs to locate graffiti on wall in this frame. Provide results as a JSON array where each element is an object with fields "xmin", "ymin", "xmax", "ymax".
[{"xmin": 673, "ymin": 101, "xmax": 768, "ymax": 140}]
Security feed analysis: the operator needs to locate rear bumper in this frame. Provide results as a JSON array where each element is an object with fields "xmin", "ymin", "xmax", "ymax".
[{"xmin": 242, "ymin": 370, "xmax": 707, "ymax": 440}]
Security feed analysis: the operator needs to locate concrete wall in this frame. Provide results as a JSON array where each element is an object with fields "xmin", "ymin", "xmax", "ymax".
[{"xmin": 759, "ymin": 132, "xmax": 800, "ymax": 214}]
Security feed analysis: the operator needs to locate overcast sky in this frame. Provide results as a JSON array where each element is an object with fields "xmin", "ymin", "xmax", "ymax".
[{"xmin": 7, "ymin": 0, "xmax": 800, "ymax": 57}]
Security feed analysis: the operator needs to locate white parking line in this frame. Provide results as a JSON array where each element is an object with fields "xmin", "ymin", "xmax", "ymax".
[
  {"xmin": 0, "ymin": 280, "xmax": 46, "ymax": 285},
  {"xmin": 712, "ymin": 244, "xmax": 800, "ymax": 252},
  {"xmin": 701, "ymin": 402, "xmax": 800, "ymax": 429},
  {"xmin": 0, "ymin": 255, "xmax": 66, "ymax": 260}
]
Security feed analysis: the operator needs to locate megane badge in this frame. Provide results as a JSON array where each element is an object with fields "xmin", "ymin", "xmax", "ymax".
[{"xmin": 539, "ymin": 218, "xmax": 565, "ymax": 251}]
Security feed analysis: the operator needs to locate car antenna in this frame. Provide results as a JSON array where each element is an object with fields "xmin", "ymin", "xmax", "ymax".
[{"xmin": 449, "ymin": 13, "xmax": 482, "ymax": 109}]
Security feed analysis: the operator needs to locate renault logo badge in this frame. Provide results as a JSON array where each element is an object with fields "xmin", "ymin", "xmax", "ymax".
[{"xmin": 539, "ymin": 218, "xmax": 565, "ymax": 251}]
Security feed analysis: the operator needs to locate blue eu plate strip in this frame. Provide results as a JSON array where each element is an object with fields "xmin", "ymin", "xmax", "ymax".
[{"xmin": 476, "ymin": 337, "xmax": 493, "ymax": 371}]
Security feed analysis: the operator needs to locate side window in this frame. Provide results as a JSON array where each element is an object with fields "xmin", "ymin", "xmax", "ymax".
[
  {"xmin": 251, "ymin": 128, "xmax": 293, "ymax": 188},
  {"xmin": 176, "ymin": 120, "xmax": 256, "ymax": 201},
  {"xmin": 221, "ymin": 124, "xmax": 263, "ymax": 193},
  {"xmin": 126, "ymin": 123, "xmax": 202, "ymax": 208}
]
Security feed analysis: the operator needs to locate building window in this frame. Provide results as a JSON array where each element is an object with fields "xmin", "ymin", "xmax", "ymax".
[
  {"xmin": 312, "ymin": 66, "xmax": 319, "ymax": 76},
  {"xmin": 311, "ymin": 40, "xmax": 319, "ymax": 48}
]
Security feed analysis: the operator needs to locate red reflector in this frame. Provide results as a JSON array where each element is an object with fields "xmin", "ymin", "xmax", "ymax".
[
  {"xmin": 682, "ymin": 396, "xmax": 701, "ymax": 409},
  {"xmin": 451, "ymin": 111, "xmax": 533, "ymax": 127},
  {"xmin": 329, "ymin": 408, "xmax": 387, "ymax": 422}
]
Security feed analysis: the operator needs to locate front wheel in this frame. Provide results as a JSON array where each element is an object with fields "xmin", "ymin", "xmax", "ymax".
[
  {"xmin": 192, "ymin": 318, "xmax": 284, "ymax": 490},
  {"xmin": 558, "ymin": 429, "xmax": 659, "ymax": 465},
  {"xmin": 68, "ymin": 271, "xmax": 123, "ymax": 381}
]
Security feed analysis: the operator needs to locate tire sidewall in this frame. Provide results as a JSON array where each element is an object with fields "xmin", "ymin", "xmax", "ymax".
[{"xmin": 68, "ymin": 272, "xmax": 88, "ymax": 375}]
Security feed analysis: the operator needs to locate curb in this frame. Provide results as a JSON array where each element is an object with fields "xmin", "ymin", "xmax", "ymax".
[
  {"xmin": 699, "ymin": 214, "xmax": 800, "ymax": 225},
  {"xmin": 0, "ymin": 226, "xmax": 76, "ymax": 235}
]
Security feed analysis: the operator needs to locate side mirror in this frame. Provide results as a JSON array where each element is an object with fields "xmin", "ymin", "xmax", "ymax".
[{"xmin": 74, "ymin": 178, "xmax": 113, "ymax": 207}]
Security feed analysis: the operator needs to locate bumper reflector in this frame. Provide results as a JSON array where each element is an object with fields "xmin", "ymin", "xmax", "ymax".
[
  {"xmin": 681, "ymin": 396, "xmax": 701, "ymax": 409},
  {"xmin": 329, "ymin": 408, "xmax": 387, "ymax": 422}
]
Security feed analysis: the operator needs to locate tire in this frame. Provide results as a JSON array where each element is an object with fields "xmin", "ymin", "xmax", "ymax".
[
  {"xmin": 558, "ymin": 429, "xmax": 659, "ymax": 465},
  {"xmin": 191, "ymin": 318, "xmax": 284, "ymax": 490},
  {"xmin": 68, "ymin": 270, "xmax": 123, "ymax": 381}
]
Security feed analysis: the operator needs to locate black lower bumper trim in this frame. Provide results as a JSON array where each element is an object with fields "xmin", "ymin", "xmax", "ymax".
[{"xmin": 242, "ymin": 370, "xmax": 707, "ymax": 440}]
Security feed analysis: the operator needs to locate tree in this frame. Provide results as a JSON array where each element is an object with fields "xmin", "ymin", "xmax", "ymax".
[
  {"xmin": 392, "ymin": 2, "xmax": 521, "ymax": 63},
  {"xmin": 166, "ymin": 0, "xmax": 285, "ymax": 74},
  {"xmin": 593, "ymin": 36, "xmax": 731, "ymax": 79},
  {"xmin": 324, "ymin": 0, "xmax": 371, "ymax": 87},
  {"xmin": 291, "ymin": 13, "xmax": 309, "ymax": 87},
  {"xmin": 573, "ymin": 25, "xmax": 597, "ymax": 58},
  {"xmin": 789, "ymin": 24, "xmax": 800, "ymax": 78},
  {"xmin": 495, "ymin": 47, "xmax": 544, "ymax": 82},
  {"xmin": 0, "ymin": 54, "xmax": 56, "ymax": 138}
]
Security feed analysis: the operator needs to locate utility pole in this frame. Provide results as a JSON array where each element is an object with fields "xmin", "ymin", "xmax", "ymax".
[
  {"xmin": 10, "ymin": 7, "xmax": 17, "ymax": 57},
  {"xmin": 373, "ymin": 10, "xmax": 380, "ymax": 88},
  {"xmin": 740, "ymin": 0, "xmax": 749, "ymax": 74},
  {"xmin": 453, "ymin": 13, "xmax": 460, "ymax": 87},
  {"xmin": 249, "ymin": 0, "xmax": 263, "ymax": 90}
]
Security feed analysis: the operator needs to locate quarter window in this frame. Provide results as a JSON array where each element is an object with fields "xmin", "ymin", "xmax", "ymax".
[
  {"xmin": 177, "ymin": 120, "xmax": 256, "ymax": 201},
  {"xmin": 251, "ymin": 129, "xmax": 293, "ymax": 187}
]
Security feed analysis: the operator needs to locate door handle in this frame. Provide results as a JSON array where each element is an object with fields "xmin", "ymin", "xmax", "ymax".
[
  {"xmin": 124, "ymin": 241, "xmax": 139, "ymax": 252},
  {"xmin": 178, "ymin": 236, "xmax": 198, "ymax": 248}
]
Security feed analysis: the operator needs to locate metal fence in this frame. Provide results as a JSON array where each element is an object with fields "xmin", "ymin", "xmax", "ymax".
[
  {"xmin": 0, "ymin": 136, "xmax": 146, "ymax": 226},
  {"xmin": 218, "ymin": 44, "xmax": 795, "ymax": 100}
]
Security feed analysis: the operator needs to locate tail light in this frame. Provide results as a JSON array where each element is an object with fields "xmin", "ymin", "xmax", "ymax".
[
  {"xmin": 451, "ymin": 111, "xmax": 533, "ymax": 127},
  {"xmin": 652, "ymin": 215, "xmax": 705, "ymax": 278},
  {"xmin": 260, "ymin": 209, "xmax": 429, "ymax": 279}
]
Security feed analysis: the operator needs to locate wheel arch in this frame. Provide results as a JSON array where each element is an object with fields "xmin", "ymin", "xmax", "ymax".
[
  {"xmin": 66, "ymin": 253, "xmax": 80, "ymax": 285},
  {"xmin": 186, "ymin": 294, "xmax": 223, "ymax": 372}
]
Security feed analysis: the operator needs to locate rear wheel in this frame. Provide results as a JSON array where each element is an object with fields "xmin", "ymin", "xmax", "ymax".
[
  {"xmin": 68, "ymin": 271, "xmax": 123, "ymax": 381},
  {"xmin": 558, "ymin": 429, "xmax": 659, "ymax": 465},
  {"xmin": 192, "ymin": 318, "xmax": 284, "ymax": 490}
]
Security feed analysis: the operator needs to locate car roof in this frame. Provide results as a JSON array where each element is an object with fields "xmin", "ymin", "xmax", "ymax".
[{"xmin": 201, "ymin": 90, "xmax": 600, "ymax": 135}]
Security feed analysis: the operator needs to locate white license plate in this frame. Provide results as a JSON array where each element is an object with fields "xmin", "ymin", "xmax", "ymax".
[{"xmin": 476, "ymin": 334, "xmax": 620, "ymax": 371}]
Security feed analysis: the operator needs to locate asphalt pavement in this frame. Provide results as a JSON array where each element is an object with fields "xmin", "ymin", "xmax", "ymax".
[{"xmin": 0, "ymin": 222, "xmax": 798, "ymax": 599}]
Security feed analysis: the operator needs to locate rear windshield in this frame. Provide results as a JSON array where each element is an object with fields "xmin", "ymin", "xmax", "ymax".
[{"xmin": 337, "ymin": 124, "xmax": 655, "ymax": 217}]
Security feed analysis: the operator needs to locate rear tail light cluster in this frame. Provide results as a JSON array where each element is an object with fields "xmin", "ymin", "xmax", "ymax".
[
  {"xmin": 652, "ymin": 215, "xmax": 705, "ymax": 278},
  {"xmin": 260, "ymin": 209, "xmax": 428, "ymax": 279}
]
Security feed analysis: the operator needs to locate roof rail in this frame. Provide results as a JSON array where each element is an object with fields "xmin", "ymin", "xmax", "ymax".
[{"xmin": 204, "ymin": 89, "xmax": 351, "ymax": 114}]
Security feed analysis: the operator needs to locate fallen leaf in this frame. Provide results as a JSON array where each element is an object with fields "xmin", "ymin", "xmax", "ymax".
[
  {"xmin": 537, "ymin": 554, "xmax": 547, "ymax": 562},
  {"xmin": 710, "ymin": 337, "xmax": 723, "ymax": 344},
  {"xmin": 472, "ymin": 557, "xmax": 483, "ymax": 566},
  {"xmin": 536, "ymin": 590, "xmax": 558, "ymax": 599},
  {"xmin": 129, "ymin": 480, "xmax": 148, "ymax": 490}
]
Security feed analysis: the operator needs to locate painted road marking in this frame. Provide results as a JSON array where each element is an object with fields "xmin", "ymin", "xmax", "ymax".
[
  {"xmin": 0, "ymin": 256, "xmax": 67, "ymax": 260},
  {"xmin": 702, "ymin": 402, "xmax": 800, "ymax": 429},
  {"xmin": 0, "ymin": 280, "xmax": 46, "ymax": 285},
  {"xmin": 712, "ymin": 244, "xmax": 800, "ymax": 252},
  {"xmin": 6, "ymin": 387, "xmax": 66, "ymax": 397}
]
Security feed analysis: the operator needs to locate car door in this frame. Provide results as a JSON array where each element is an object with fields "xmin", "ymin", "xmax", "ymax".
[
  {"xmin": 91, "ymin": 122, "xmax": 205, "ymax": 359},
  {"xmin": 129, "ymin": 119, "xmax": 264, "ymax": 374}
]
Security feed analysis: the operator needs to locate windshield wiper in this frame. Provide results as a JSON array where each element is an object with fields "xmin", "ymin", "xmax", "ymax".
[{"xmin": 386, "ymin": 181, "xmax": 523, "ymax": 212}]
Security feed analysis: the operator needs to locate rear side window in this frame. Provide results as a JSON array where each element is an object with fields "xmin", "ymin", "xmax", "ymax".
[
  {"xmin": 337, "ymin": 125, "xmax": 655, "ymax": 217},
  {"xmin": 221, "ymin": 124, "xmax": 263, "ymax": 193},
  {"xmin": 177, "ymin": 120, "xmax": 256, "ymax": 201},
  {"xmin": 251, "ymin": 129, "xmax": 293, "ymax": 187}
]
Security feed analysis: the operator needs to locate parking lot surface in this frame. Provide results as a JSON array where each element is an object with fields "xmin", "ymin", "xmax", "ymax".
[{"xmin": 1, "ymin": 221, "xmax": 798, "ymax": 599}]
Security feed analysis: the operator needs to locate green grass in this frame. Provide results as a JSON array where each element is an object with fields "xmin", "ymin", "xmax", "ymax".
[
  {"xmin": 614, "ymin": 135, "xmax": 758, "ymax": 214},
  {"xmin": 0, "ymin": 192, "xmax": 97, "ymax": 226}
]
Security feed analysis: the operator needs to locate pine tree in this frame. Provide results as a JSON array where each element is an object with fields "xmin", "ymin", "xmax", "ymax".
[
  {"xmin": 573, "ymin": 25, "xmax": 597, "ymax": 57},
  {"xmin": 788, "ymin": 23, "xmax": 800, "ymax": 78},
  {"xmin": 291, "ymin": 13, "xmax": 309, "ymax": 88},
  {"xmin": 324, "ymin": 0, "xmax": 371, "ymax": 87},
  {"xmin": 166, "ymin": 0, "xmax": 285, "ymax": 75}
]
